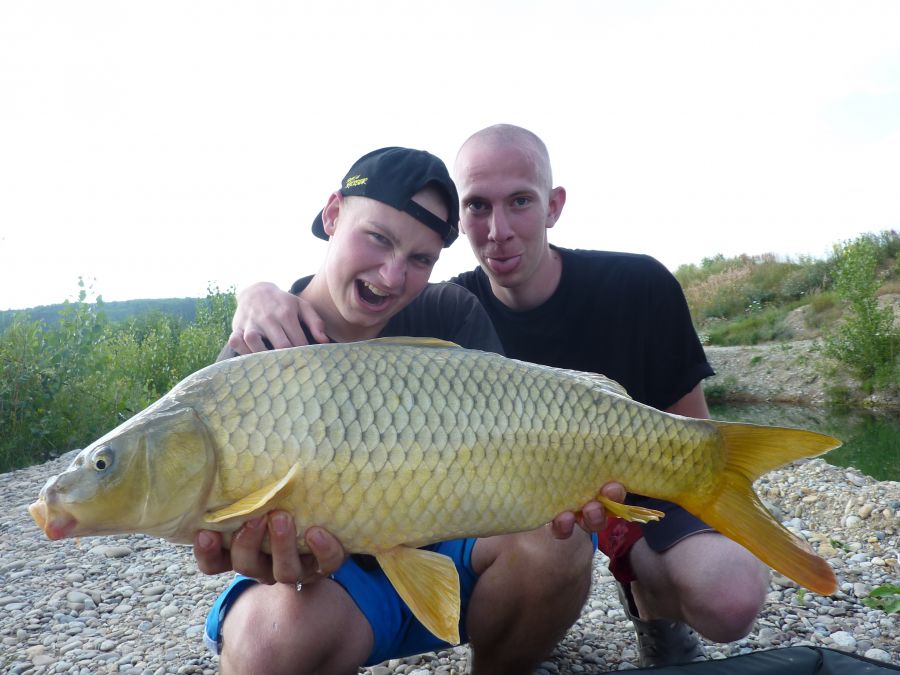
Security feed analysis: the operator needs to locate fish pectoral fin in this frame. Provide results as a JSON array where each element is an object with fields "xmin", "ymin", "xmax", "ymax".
[
  {"xmin": 203, "ymin": 465, "xmax": 299, "ymax": 524},
  {"xmin": 596, "ymin": 495, "xmax": 664, "ymax": 524},
  {"xmin": 375, "ymin": 546, "xmax": 461, "ymax": 645}
]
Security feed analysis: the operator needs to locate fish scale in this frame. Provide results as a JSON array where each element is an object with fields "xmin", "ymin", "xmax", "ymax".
[{"xmin": 30, "ymin": 336, "xmax": 840, "ymax": 645}]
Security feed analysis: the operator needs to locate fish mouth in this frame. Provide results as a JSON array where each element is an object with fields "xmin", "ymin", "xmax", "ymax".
[
  {"xmin": 356, "ymin": 280, "xmax": 392, "ymax": 307},
  {"xmin": 28, "ymin": 499, "xmax": 78, "ymax": 541}
]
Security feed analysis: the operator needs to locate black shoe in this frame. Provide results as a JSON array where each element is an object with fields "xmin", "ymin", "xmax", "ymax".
[{"xmin": 617, "ymin": 582, "xmax": 707, "ymax": 668}]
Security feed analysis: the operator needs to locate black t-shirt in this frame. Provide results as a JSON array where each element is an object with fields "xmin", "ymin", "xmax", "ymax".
[{"xmin": 450, "ymin": 246, "xmax": 713, "ymax": 410}]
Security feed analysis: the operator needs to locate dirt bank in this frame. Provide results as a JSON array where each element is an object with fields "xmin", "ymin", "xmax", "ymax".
[{"xmin": 704, "ymin": 339, "xmax": 899, "ymax": 410}]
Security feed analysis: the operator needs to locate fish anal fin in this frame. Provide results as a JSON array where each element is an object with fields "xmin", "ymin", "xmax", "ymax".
[
  {"xmin": 595, "ymin": 495, "xmax": 664, "ymax": 524},
  {"xmin": 204, "ymin": 465, "xmax": 299, "ymax": 524},
  {"xmin": 376, "ymin": 546, "xmax": 461, "ymax": 645}
]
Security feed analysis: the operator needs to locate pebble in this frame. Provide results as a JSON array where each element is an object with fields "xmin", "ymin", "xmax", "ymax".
[
  {"xmin": 829, "ymin": 631, "xmax": 857, "ymax": 650},
  {"xmin": 4, "ymin": 455, "xmax": 898, "ymax": 673},
  {"xmin": 866, "ymin": 648, "xmax": 892, "ymax": 662}
]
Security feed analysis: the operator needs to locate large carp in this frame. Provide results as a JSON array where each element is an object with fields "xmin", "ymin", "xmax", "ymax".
[{"xmin": 29, "ymin": 337, "xmax": 840, "ymax": 644}]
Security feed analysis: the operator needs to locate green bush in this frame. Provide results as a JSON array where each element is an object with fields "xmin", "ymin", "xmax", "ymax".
[
  {"xmin": 824, "ymin": 235, "xmax": 899, "ymax": 391},
  {"xmin": 704, "ymin": 304, "xmax": 795, "ymax": 346},
  {"xmin": 0, "ymin": 284, "xmax": 235, "ymax": 473}
]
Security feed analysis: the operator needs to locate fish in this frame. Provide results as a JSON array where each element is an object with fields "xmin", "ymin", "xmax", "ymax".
[{"xmin": 29, "ymin": 337, "xmax": 841, "ymax": 644}]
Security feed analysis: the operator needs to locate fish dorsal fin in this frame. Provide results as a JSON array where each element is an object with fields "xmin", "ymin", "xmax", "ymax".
[
  {"xmin": 557, "ymin": 368, "xmax": 631, "ymax": 399},
  {"xmin": 367, "ymin": 336, "xmax": 461, "ymax": 349},
  {"xmin": 375, "ymin": 546, "xmax": 461, "ymax": 645},
  {"xmin": 204, "ymin": 465, "xmax": 299, "ymax": 524}
]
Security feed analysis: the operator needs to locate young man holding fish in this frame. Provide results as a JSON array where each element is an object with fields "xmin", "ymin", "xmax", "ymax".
[
  {"xmin": 195, "ymin": 146, "xmax": 621, "ymax": 674},
  {"xmin": 225, "ymin": 125, "xmax": 771, "ymax": 667}
]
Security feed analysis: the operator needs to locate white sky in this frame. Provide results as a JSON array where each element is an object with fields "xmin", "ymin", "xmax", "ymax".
[{"xmin": 1, "ymin": 1, "xmax": 899, "ymax": 311}]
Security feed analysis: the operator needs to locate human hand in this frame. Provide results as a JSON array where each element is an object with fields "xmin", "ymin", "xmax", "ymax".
[
  {"xmin": 550, "ymin": 482, "xmax": 626, "ymax": 540},
  {"xmin": 227, "ymin": 282, "xmax": 329, "ymax": 354},
  {"xmin": 192, "ymin": 511, "xmax": 346, "ymax": 585}
]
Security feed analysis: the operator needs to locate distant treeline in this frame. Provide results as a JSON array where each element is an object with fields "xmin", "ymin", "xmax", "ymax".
[{"xmin": 0, "ymin": 297, "xmax": 200, "ymax": 332}]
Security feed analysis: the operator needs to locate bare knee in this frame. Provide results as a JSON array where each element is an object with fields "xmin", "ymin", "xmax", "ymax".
[
  {"xmin": 630, "ymin": 533, "xmax": 769, "ymax": 642},
  {"xmin": 475, "ymin": 526, "xmax": 594, "ymax": 594},
  {"xmin": 688, "ymin": 557, "xmax": 768, "ymax": 641},
  {"xmin": 467, "ymin": 529, "xmax": 595, "ymax": 674},
  {"xmin": 219, "ymin": 581, "xmax": 371, "ymax": 675}
]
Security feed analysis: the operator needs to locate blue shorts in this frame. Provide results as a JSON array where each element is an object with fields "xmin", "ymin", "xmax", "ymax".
[
  {"xmin": 205, "ymin": 532, "xmax": 598, "ymax": 666},
  {"xmin": 204, "ymin": 538, "xmax": 479, "ymax": 667}
]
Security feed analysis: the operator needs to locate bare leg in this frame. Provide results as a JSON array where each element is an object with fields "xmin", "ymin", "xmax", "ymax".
[
  {"xmin": 629, "ymin": 532, "xmax": 769, "ymax": 642},
  {"xmin": 466, "ymin": 526, "xmax": 595, "ymax": 675},
  {"xmin": 219, "ymin": 579, "xmax": 373, "ymax": 675}
]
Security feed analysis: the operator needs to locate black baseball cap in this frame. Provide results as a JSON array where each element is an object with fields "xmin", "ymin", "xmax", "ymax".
[{"xmin": 311, "ymin": 146, "xmax": 460, "ymax": 247}]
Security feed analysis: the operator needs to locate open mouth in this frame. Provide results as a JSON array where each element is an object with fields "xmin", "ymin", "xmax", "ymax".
[{"xmin": 357, "ymin": 280, "xmax": 390, "ymax": 307}]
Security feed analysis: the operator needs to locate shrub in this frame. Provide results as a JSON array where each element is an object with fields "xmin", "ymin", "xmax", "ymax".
[
  {"xmin": 704, "ymin": 304, "xmax": 794, "ymax": 346},
  {"xmin": 0, "ymin": 285, "xmax": 235, "ymax": 472},
  {"xmin": 780, "ymin": 257, "xmax": 834, "ymax": 299},
  {"xmin": 823, "ymin": 235, "xmax": 899, "ymax": 390}
]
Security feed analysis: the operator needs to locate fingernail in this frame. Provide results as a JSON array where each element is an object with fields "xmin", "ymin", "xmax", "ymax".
[
  {"xmin": 271, "ymin": 513, "xmax": 290, "ymax": 536},
  {"xmin": 246, "ymin": 516, "xmax": 264, "ymax": 530},
  {"xmin": 197, "ymin": 531, "xmax": 215, "ymax": 550},
  {"xmin": 309, "ymin": 528, "xmax": 326, "ymax": 547}
]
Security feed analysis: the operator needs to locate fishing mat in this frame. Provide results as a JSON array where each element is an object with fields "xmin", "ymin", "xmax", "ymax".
[{"xmin": 623, "ymin": 646, "xmax": 898, "ymax": 674}]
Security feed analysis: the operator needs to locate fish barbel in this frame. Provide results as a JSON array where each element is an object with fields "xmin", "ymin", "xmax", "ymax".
[{"xmin": 29, "ymin": 337, "xmax": 840, "ymax": 644}]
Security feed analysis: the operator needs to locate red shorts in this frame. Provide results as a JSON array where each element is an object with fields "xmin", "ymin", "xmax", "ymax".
[{"xmin": 597, "ymin": 496, "xmax": 714, "ymax": 583}]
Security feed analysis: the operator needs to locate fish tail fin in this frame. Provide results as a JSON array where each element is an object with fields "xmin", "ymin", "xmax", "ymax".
[
  {"xmin": 686, "ymin": 422, "xmax": 841, "ymax": 596},
  {"xmin": 711, "ymin": 421, "xmax": 841, "ymax": 476}
]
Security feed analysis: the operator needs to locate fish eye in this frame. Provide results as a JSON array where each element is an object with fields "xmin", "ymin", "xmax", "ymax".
[{"xmin": 90, "ymin": 446, "xmax": 114, "ymax": 472}]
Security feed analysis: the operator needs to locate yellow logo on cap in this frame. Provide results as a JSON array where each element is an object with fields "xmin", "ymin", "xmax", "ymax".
[{"xmin": 345, "ymin": 175, "xmax": 368, "ymax": 188}]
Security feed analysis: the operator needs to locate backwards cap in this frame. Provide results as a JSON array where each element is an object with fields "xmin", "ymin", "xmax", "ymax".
[{"xmin": 312, "ymin": 146, "xmax": 459, "ymax": 247}]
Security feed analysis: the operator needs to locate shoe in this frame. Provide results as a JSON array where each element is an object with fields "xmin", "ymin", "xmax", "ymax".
[{"xmin": 617, "ymin": 582, "xmax": 707, "ymax": 668}]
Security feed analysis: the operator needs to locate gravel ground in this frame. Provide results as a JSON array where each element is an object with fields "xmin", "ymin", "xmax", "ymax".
[{"xmin": 2, "ymin": 452, "xmax": 897, "ymax": 674}]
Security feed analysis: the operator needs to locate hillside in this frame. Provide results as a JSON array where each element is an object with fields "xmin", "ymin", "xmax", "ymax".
[
  {"xmin": 0, "ymin": 297, "xmax": 200, "ymax": 331},
  {"xmin": 703, "ymin": 293, "xmax": 899, "ymax": 410}
]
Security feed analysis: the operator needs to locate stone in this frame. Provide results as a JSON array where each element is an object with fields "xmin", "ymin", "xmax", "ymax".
[
  {"xmin": 829, "ymin": 631, "xmax": 857, "ymax": 651},
  {"xmin": 90, "ymin": 545, "xmax": 134, "ymax": 559},
  {"xmin": 858, "ymin": 503, "xmax": 876, "ymax": 519},
  {"xmin": 864, "ymin": 648, "xmax": 891, "ymax": 662}
]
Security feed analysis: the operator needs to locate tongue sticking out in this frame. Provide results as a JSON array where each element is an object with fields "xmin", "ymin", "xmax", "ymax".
[
  {"xmin": 357, "ymin": 280, "xmax": 389, "ymax": 306},
  {"xmin": 487, "ymin": 255, "xmax": 521, "ymax": 275}
]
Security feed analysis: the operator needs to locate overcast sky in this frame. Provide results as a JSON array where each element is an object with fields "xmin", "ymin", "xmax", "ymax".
[{"xmin": 1, "ymin": 1, "xmax": 898, "ymax": 311}]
